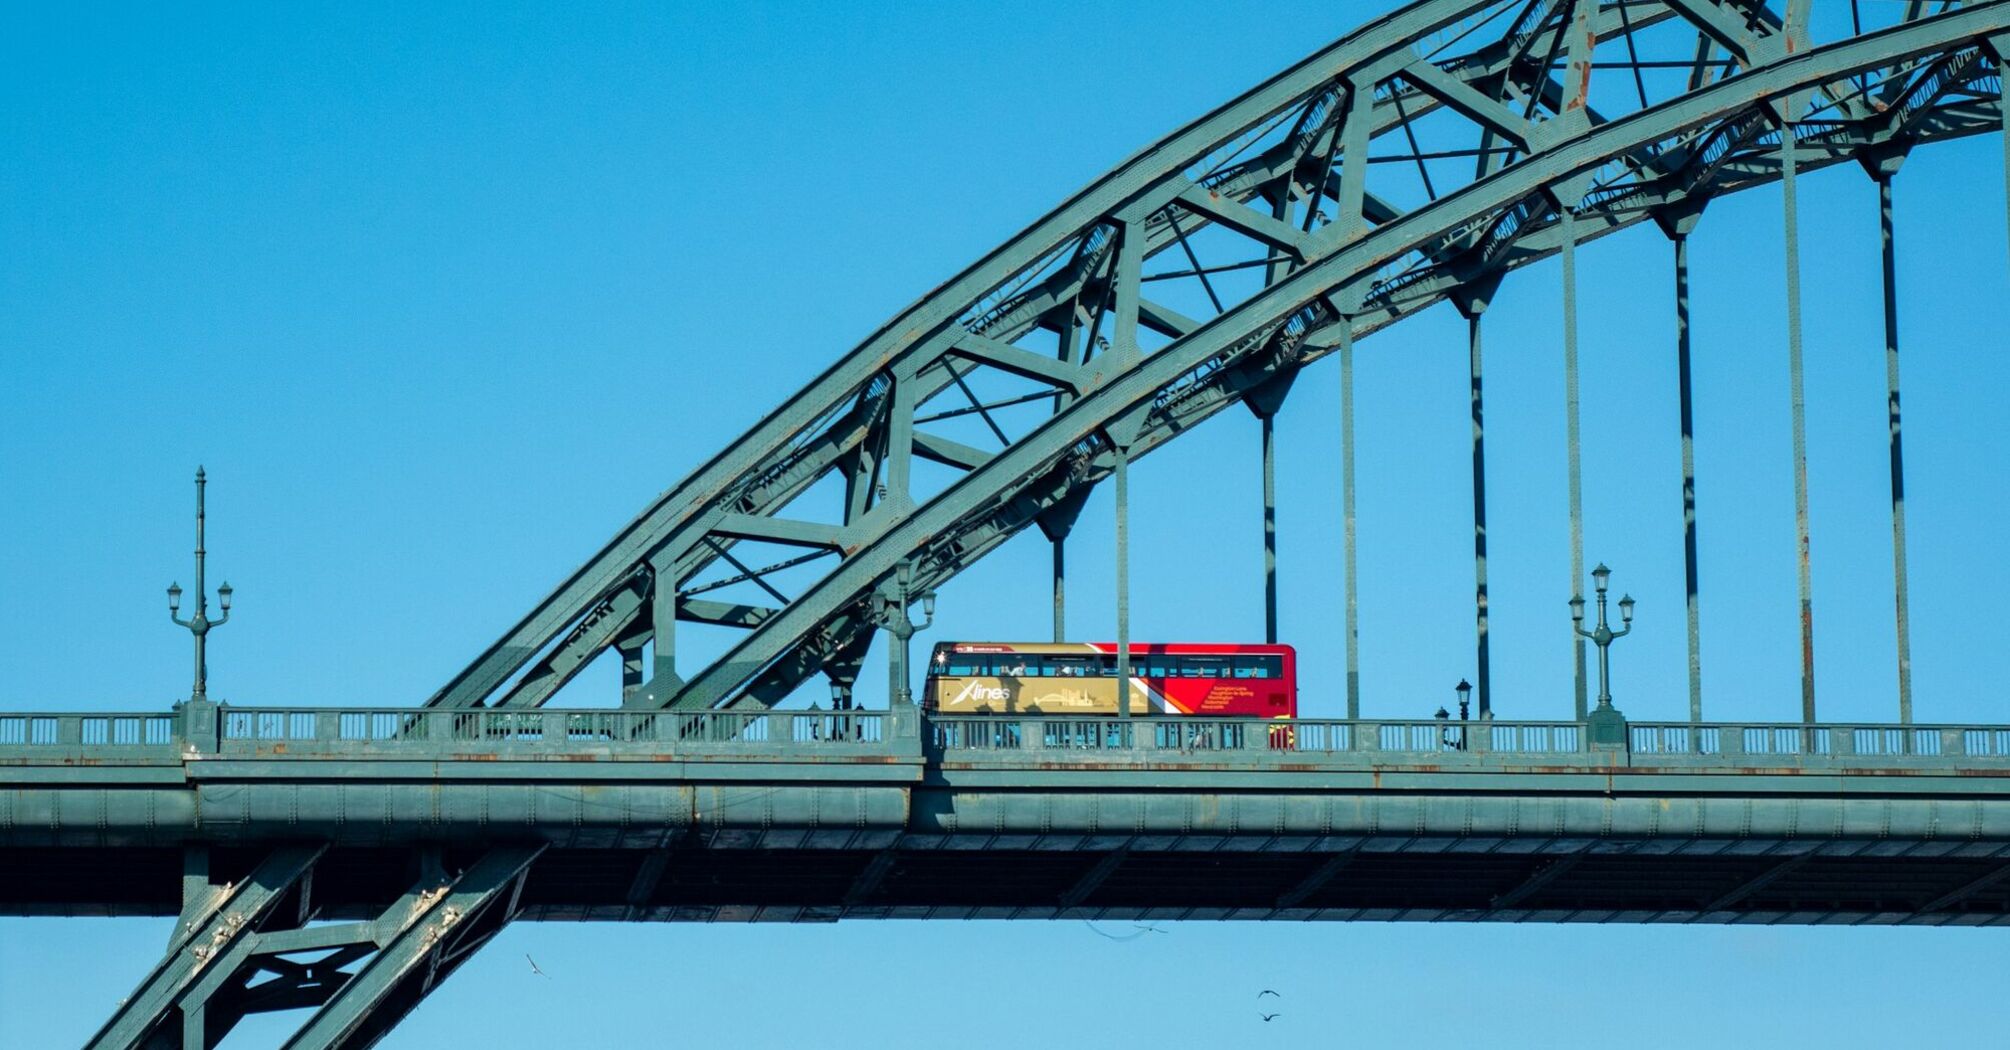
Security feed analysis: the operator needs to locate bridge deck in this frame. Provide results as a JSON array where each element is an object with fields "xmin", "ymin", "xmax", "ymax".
[{"xmin": 4, "ymin": 708, "xmax": 2010, "ymax": 925}]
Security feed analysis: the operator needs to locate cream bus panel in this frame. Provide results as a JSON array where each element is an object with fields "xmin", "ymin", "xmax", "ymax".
[{"xmin": 931, "ymin": 675, "xmax": 1155, "ymax": 715}]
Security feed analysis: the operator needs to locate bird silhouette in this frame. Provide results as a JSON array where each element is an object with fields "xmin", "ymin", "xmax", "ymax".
[
  {"xmin": 1260, "ymin": 1013, "xmax": 1282, "ymax": 1022},
  {"xmin": 526, "ymin": 954, "xmax": 548, "ymax": 978},
  {"xmin": 1257, "ymin": 990, "xmax": 1281, "ymax": 999}
]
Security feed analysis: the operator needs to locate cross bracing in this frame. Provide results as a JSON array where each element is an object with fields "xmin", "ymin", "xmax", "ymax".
[{"xmin": 421, "ymin": 1, "xmax": 2010, "ymax": 716}]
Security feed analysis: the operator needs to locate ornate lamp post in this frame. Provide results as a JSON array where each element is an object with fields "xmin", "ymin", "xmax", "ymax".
[
  {"xmin": 167, "ymin": 467, "xmax": 233, "ymax": 703},
  {"xmin": 1440, "ymin": 678, "xmax": 1473, "ymax": 751},
  {"xmin": 879, "ymin": 561, "xmax": 937, "ymax": 709},
  {"xmin": 1570, "ymin": 562, "xmax": 1634, "ymax": 748}
]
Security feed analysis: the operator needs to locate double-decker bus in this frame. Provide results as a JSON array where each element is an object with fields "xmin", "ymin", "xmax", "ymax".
[{"xmin": 925, "ymin": 641, "xmax": 1296, "ymax": 717}]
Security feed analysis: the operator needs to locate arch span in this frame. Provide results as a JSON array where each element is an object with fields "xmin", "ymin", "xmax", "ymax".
[{"xmin": 425, "ymin": 2, "xmax": 2010, "ymax": 713}]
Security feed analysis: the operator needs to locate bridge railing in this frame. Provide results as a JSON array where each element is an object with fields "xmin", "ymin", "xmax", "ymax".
[
  {"xmin": 211, "ymin": 707, "xmax": 887, "ymax": 752},
  {"xmin": 0, "ymin": 707, "xmax": 890, "ymax": 757},
  {"xmin": 0, "ymin": 713, "xmax": 177, "ymax": 751},
  {"xmin": 1627, "ymin": 723, "xmax": 2010, "ymax": 759},
  {"xmin": 927, "ymin": 716, "xmax": 2010, "ymax": 764},
  {"xmin": 926, "ymin": 716, "xmax": 1588, "ymax": 756},
  {"xmin": 6, "ymin": 708, "xmax": 2010, "ymax": 766}
]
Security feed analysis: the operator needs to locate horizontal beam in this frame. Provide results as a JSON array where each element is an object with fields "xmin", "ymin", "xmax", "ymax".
[
  {"xmin": 17, "ymin": 841, "xmax": 2010, "ymax": 928},
  {"xmin": 709, "ymin": 514, "xmax": 850, "ymax": 551}
]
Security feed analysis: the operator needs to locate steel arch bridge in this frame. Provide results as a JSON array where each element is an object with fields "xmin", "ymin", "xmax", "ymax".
[
  {"xmin": 422, "ymin": 0, "xmax": 2009, "ymax": 722},
  {"xmin": 10, "ymin": 3, "xmax": 2010, "ymax": 1048}
]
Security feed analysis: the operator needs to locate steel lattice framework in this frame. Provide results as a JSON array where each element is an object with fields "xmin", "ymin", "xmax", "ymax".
[
  {"xmin": 424, "ymin": 0, "xmax": 2010, "ymax": 718},
  {"xmin": 12, "ymin": 4, "xmax": 2010, "ymax": 1048}
]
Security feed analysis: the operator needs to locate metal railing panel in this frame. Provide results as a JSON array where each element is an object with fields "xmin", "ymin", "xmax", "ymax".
[{"xmin": 6, "ymin": 709, "xmax": 2010, "ymax": 769}]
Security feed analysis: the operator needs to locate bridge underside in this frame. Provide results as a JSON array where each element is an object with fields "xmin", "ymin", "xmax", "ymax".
[{"xmin": 12, "ymin": 838, "xmax": 2010, "ymax": 927}]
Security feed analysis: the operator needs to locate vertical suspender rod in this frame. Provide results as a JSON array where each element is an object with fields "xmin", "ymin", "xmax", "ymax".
[
  {"xmin": 1675, "ymin": 232, "xmax": 1705, "ymax": 724},
  {"xmin": 1469, "ymin": 309, "xmax": 1492, "ymax": 720},
  {"xmin": 1561, "ymin": 212, "xmax": 1588, "ymax": 721},
  {"xmin": 1877, "ymin": 173, "xmax": 1915, "ymax": 724},
  {"xmin": 1783, "ymin": 121, "xmax": 1817, "ymax": 723},
  {"xmin": 1340, "ymin": 323, "xmax": 1361, "ymax": 720}
]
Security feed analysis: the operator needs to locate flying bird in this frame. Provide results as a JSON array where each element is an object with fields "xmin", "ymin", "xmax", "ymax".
[
  {"xmin": 526, "ymin": 954, "xmax": 548, "ymax": 978},
  {"xmin": 1257, "ymin": 990, "xmax": 1281, "ymax": 999},
  {"xmin": 1260, "ymin": 1013, "xmax": 1283, "ymax": 1022}
]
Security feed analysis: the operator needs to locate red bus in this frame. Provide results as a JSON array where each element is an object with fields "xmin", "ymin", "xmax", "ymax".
[{"xmin": 925, "ymin": 641, "xmax": 1297, "ymax": 717}]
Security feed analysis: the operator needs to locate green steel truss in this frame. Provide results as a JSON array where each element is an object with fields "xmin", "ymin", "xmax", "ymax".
[
  {"xmin": 421, "ymin": 1, "xmax": 2010, "ymax": 715},
  {"xmin": 81, "ymin": 843, "xmax": 542, "ymax": 1050},
  {"xmin": 15, "ymin": 5, "xmax": 2010, "ymax": 1046}
]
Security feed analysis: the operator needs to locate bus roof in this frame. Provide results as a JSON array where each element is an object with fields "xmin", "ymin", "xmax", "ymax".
[{"xmin": 933, "ymin": 641, "xmax": 1295, "ymax": 656}]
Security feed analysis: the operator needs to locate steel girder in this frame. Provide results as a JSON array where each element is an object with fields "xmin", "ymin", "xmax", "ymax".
[
  {"xmin": 425, "ymin": 2, "xmax": 2010, "ymax": 714},
  {"xmin": 86, "ymin": 844, "xmax": 543, "ymax": 1050}
]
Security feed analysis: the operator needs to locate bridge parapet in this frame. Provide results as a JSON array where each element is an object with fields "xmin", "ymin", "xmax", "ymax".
[
  {"xmin": 6, "ymin": 708, "xmax": 2009, "ymax": 773},
  {"xmin": 0, "ymin": 705, "xmax": 916, "ymax": 763},
  {"xmin": 925, "ymin": 715, "xmax": 2010, "ymax": 772}
]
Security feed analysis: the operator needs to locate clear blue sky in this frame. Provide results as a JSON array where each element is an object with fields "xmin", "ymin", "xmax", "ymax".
[{"xmin": 4, "ymin": 3, "xmax": 2008, "ymax": 1047}]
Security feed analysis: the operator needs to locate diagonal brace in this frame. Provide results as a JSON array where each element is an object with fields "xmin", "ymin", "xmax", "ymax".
[
  {"xmin": 87, "ymin": 844, "xmax": 327, "ymax": 1050},
  {"xmin": 1059, "ymin": 848, "xmax": 1130, "ymax": 910},
  {"xmin": 281, "ymin": 844, "xmax": 546, "ymax": 1050},
  {"xmin": 1491, "ymin": 852, "xmax": 1585, "ymax": 910},
  {"xmin": 1276, "ymin": 851, "xmax": 1356, "ymax": 909},
  {"xmin": 1702, "ymin": 850, "xmax": 1815, "ymax": 913},
  {"xmin": 1175, "ymin": 185, "xmax": 1321, "ymax": 261},
  {"xmin": 1916, "ymin": 858, "xmax": 2010, "ymax": 916},
  {"xmin": 1399, "ymin": 58, "xmax": 1538, "ymax": 151}
]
